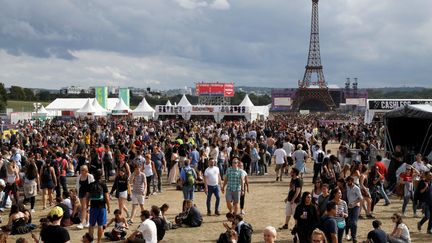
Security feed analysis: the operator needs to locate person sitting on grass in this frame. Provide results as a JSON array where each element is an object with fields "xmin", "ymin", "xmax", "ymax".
[
  {"xmin": 81, "ymin": 233, "xmax": 94, "ymax": 243},
  {"xmin": 174, "ymin": 199, "xmax": 202, "ymax": 227},
  {"xmin": 40, "ymin": 206, "xmax": 71, "ymax": 243},
  {"xmin": 104, "ymin": 209, "xmax": 128, "ymax": 241}
]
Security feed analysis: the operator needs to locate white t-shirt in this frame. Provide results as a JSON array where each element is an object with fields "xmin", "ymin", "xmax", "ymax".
[
  {"xmin": 63, "ymin": 198, "xmax": 73, "ymax": 215},
  {"xmin": 274, "ymin": 148, "xmax": 287, "ymax": 165},
  {"xmin": 138, "ymin": 219, "xmax": 157, "ymax": 243},
  {"xmin": 282, "ymin": 142, "xmax": 294, "ymax": 157},
  {"xmin": 204, "ymin": 166, "xmax": 220, "ymax": 186},
  {"xmin": 396, "ymin": 223, "xmax": 411, "ymax": 242},
  {"xmin": 293, "ymin": 150, "xmax": 307, "ymax": 162}
]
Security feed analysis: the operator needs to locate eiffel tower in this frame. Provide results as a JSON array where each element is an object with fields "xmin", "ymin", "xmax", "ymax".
[{"xmin": 292, "ymin": 0, "xmax": 335, "ymax": 111}]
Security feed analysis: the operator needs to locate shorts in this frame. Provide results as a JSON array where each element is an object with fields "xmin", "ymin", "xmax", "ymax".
[
  {"xmin": 285, "ymin": 202, "xmax": 297, "ymax": 217},
  {"xmin": 275, "ymin": 164, "xmax": 284, "ymax": 172},
  {"xmin": 132, "ymin": 194, "xmax": 145, "ymax": 205},
  {"xmin": 89, "ymin": 207, "xmax": 107, "ymax": 226},
  {"xmin": 118, "ymin": 191, "xmax": 128, "ymax": 199},
  {"xmin": 225, "ymin": 190, "xmax": 241, "ymax": 203}
]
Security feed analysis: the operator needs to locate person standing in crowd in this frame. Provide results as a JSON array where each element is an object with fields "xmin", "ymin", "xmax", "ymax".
[
  {"xmin": 39, "ymin": 158, "xmax": 57, "ymax": 210},
  {"xmin": 126, "ymin": 210, "xmax": 157, "ymax": 243},
  {"xmin": 375, "ymin": 155, "xmax": 391, "ymax": 205},
  {"xmin": 180, "ymin": 159, "xmax": 197, "ymax": 200},
  {"xmin": 0, "ymin": 159, "xmax": 20, "ymax": 212},
  {"xmin": 329, "ymin": 188, "xmax": 348, "ymax": 243},
  {"xmin": 40, "ymin": 207, "xmax": 71, "ymax": 243},
  {"xmin": 222, "ymin": 157, "xmax": 244, "ymax": 215},
  {"xmin": 293, "ymin": 192, "xmax": 318, "ymax": 243},
  {"xmin": 399, "ymin": 165, "xmax": 419, "ymax": 217},
  {"xmin": 76, "ymin": 165, "xmax": 94, "ymax": 229},
  {"xmin": 313, "ymin": 144, "xmax": 325, "ymax": 183},
  {"xmin": 292, "ymin": 144, "xmax": 308, "ymax": 179},
  {"xmin": 273, "ymin": 143, "xmax": 287, "ymax": 182},
  {"xmin": 366, "ymin": 220, "xmax": 388, "ymax": 243},
  {"xmin": 87, "ymin": 169, "xmax": 110, "ymax": 243},
  {"xmin": 389, "ymin": 213, "xmax": 411, "ymax": 243},
  {"xmin": 280, "ymin": 168, "xmax": 302, "ymax": 230},
  {"xmin": 417, "ymin": 171, "xmax": 432, "ymax": 233},
  {"xmin": 318, "ymin": 201, "xmax": 338, "ymax": 243},
  {"xmin": 204, "ymin": 158, "xmax": 221, "ymax": 216},
  {"xmin": 387, "ymin": 145, "xmax": 404, "ymax": 194},
  {"xmin": 190, "ymin": 145, "xmax": 200, "ymax": 169},
  {"xmin": 143, "ymin": 153, "xmax": 156, "ymax": 199},
  {"xmin": 102, "ymin": 146, "xmax": 113, "ymax": 182},
  {"xmin": 151, "ymin": 145, "xmax": 166, "ymax": 193},
  {"xmin": 110, "ymin": 168, "xmax": 130, "ymax": 219},
  {"xmin": 238, "ymin": 161, "xmax": 250, "ymax": 216},
  {"xmin": 54, "ymin": 152, "xmax": 68, "ymax": 199},
  {"xmin": 263, "ymin": 226, "xmax": 277, "ymax": 243},
  {"xmin": 129, "ymin": 163, "xmax": 146, "ymax": 225},
  {"xmin": 346, "ymin": 176, "xmax": 363, "ymax": 243},
  {"xmin": 23, "ymin": 156, "xmax": 39, "ymax": 213},
  {"xmin": 318, "ymin": 183, "xmax": 330, "ymax": 216}
]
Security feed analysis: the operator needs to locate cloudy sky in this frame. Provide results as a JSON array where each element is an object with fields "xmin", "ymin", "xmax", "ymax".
[{"xmin": 0, "ymin": 0, "xmax": 431, "ymax": 90}]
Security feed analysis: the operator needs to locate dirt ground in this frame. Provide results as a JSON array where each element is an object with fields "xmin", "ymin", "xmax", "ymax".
[{"xmin": 3, "ymin": 143, "xmax": 432, "ymax": 242}]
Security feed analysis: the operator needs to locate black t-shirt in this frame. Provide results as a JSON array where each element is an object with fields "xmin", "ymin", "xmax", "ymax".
[
  {"xmin": 152, "ymin": 216, "xmax": 166, "ymax": 241},
  {"xmin": 367, "ymin": 228, "xmax": 388, "ymax": 243},
  {"xmin": 288, "ymin": 178, "xmax": 302, "ymax": 203},
  {"xmin": 318, "ymin": 215, "xmax": 337, "ymax": 243},
  {"xmin": 40, "ymin": 225, "xmax": 70, "ymax": 243},
  {"xmin": 415, "ymin": 180, "xmax": 428, "ymax": 202},
  {"xmin": 89, "ymin": 182, "xmax": 109, "ymax": 208}
]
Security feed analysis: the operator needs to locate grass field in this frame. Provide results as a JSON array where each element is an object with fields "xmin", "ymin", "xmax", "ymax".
[{"xmin": 6, "ymin": 100, "xmax": 50, "ymax": 112}]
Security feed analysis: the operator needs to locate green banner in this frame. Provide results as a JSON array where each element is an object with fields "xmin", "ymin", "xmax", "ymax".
[
  {"xmin": 95, "ymin": 86, "xmax": 108, "ymax": 109},
  {"xmin": 119, "ymin": 88, "xmax": 130, "ymax": 107}
]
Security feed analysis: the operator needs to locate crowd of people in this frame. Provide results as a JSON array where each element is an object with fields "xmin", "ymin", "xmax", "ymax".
[{"xmin": 0, "ymin": 112, "xmax": 430, "ymax": 243}]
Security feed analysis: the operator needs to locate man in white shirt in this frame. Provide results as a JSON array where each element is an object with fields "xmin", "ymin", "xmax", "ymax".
[
  {"xmin": 273, "ymin": 143, "xmax": 287, "ymax": 182},
  {"xmin": 312, "ymin": 145, "xmax": 325, "ymax": 183},
  {"xmin": 126, "ymin": 210, "xmax": 157, "ymax": 243},
  {"xmin": 204, "ymin": 158, "xmax": 222, "ymax": 216}
]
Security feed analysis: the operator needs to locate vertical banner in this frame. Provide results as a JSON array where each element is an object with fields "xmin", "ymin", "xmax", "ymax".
[
  {"xmin": 119, "ymin": 88, "xmax": 130, "ymax": 107},
  {"xmin": 95, "ymin": 86, "xmax": 108, "ymax": 109}
]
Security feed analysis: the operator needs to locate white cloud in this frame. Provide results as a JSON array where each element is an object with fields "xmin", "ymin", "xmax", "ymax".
[{"xmin": 210, "ymin": 0, "xmax": 230, "ymax": 10}]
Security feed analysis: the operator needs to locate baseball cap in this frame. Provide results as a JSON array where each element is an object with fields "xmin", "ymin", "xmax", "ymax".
[{"xmin": 50, "ymin": 206, "xmax": 64, "ymax": 218}]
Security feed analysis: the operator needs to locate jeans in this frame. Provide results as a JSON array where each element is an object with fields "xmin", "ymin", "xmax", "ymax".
[
  {"xmin": 206, "ymin": 185, "xmax": 220, "ymax": 212},
  {"xmin": 337, "ymin": 227, "xmax": 344, "ymax": 243},
  {"xmin": 218, "ymin": 159, "xmax": 225, "ymax": 178},
  {"xmin": 183, "ymin": 185, "xmax": 194, "ymax": 200},
  {"xmin": 402, "ymin": 191, "xmax": 415, "ymax": 214},
  {"xmin": 252, "ymin": 160, "xmax": 259, "ymax": 174},
  {"xmin": 378, "ymin": 181, "xmax": 390, "ymax": 204},
  {"xmin": 419, "ymin": 202, "xmax": 431, "ymax": 231},
  {"xmin": 348, "ymin": 206, "xmax": 360, "ymax": 241},
  {"xmin": 156, "ymin": 169, "xmax": 162, "ymax": 192},
  {"xmin": 313, "ymin": 163, "xmax": 322, "ymax": 183},
  {"xmin": 56, "ymin": 176, "xmax": 68, "ymax": 198},
  {"xmin": 146, "ymin": 175, "xmax": 153, "ymax": 196}
]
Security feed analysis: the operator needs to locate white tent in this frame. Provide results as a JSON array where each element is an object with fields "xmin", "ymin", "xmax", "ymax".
[
  {"xmin": 178, "ymin": 95, "xmax": 192, "ymax": 106},
  {"xmin": 132, "ymin": 98, "xmax": 155, "ymax": 119},
  {"xmin": 92, "ymin": 99, "xmax": 109, "ymax": 116},
  {"xmin": 239, "ymin": 94, "xmax": 254, "ymax": 107},
  {"xmin": 37, "ymin": 105, "xmax": 49, "ymax": 115},
  {"xmin": 112, "ymin": 98, "xmax": 131, "ymax": 116},
  {"xmin": 166, "ymin": 100, "xmax": 172, "ymax": 106},
  {"xmin": 76, "ymin": 99, "xmax": 98, "ymax": 117},
  {"xmin": 45, "ymin": 98, "xmax": 119, "ymax": 116}
]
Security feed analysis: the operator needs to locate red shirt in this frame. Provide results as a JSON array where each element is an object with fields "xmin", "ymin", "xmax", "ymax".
[
  {"xmin": 375, "ymin": 161, "xmax": 386, "ymax": 181},
  {"xmin": 400, "ymin": 172, "xmax": 413, "ymax": 182}
]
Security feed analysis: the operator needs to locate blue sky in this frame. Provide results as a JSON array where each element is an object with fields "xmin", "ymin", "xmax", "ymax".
[{"xmin": 0, "ymin": 0, "xmax": 431, "ymax": 89}]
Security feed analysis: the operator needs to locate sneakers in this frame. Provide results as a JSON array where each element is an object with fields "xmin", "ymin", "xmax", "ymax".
[
  {"xmin": 346, "ymin": 234, "xmax": 352, "ymax": 241},
  {"xmin": 384, "ymin": 202, "xmax": 391, "ymax": 206},
  {"xmin": 279, "ymin": 224, "xmax": 288, "ymax": 230},
  {"xmin": 76, "ymin": 223, "xmax": 84, "ymax": 229},
  {"xmin": 366, "ymin": 214, "xmax": 375, "ymax": 219},
  {"xmin": 207, "ymin": 211, "xmax": 211, "ymax": 216},
  {"xmin": 417, "ymin": 222, "xmax": 422, "ymax": 231},
  {"xmin": 84, "ymin": 222, "xmax": 90, "ymax": 228},
  {"xmin": 413, "ymin": 213, "xmax": 420, "ymax": 218},
  {"xmin": 215, "ymin": 211, "xmax": 220, "ymax": 216}
]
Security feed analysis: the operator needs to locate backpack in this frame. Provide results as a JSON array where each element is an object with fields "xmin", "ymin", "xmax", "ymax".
[
  {"xmin": 238, "ymin": 222, "xmax": 253, "ymax": 243},
  {"xmin": 317, "ymin": 152, "xmax": 324, "ymax": 163},
  {"xmin": 89, "ymin": 182, "xmax": 104, "ymax": 201},
  {"xmin": 42, "ymin": 166, "xmax": 51, "ymax": 182},
  {"xmin": 184, "ymin": 169, "xmax": 195, "ymax": 186}
]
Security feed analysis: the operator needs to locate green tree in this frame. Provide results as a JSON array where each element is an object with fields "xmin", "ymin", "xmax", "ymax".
[
  {"xmin": 23, "ymin": 88, "xmax": 35, "ymax": 101},
  {"xmin": 0, "ymin": 83, "xmax": 7, "ymax": 111},
  {"xmin": 8, "ymin": 85, "xmax": 25, "ymax": 100}
]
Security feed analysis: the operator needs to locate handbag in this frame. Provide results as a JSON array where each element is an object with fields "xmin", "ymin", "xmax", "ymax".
[{"xmin": 336, "ymin": 218, "xmax": 346, "ymax": 229}]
